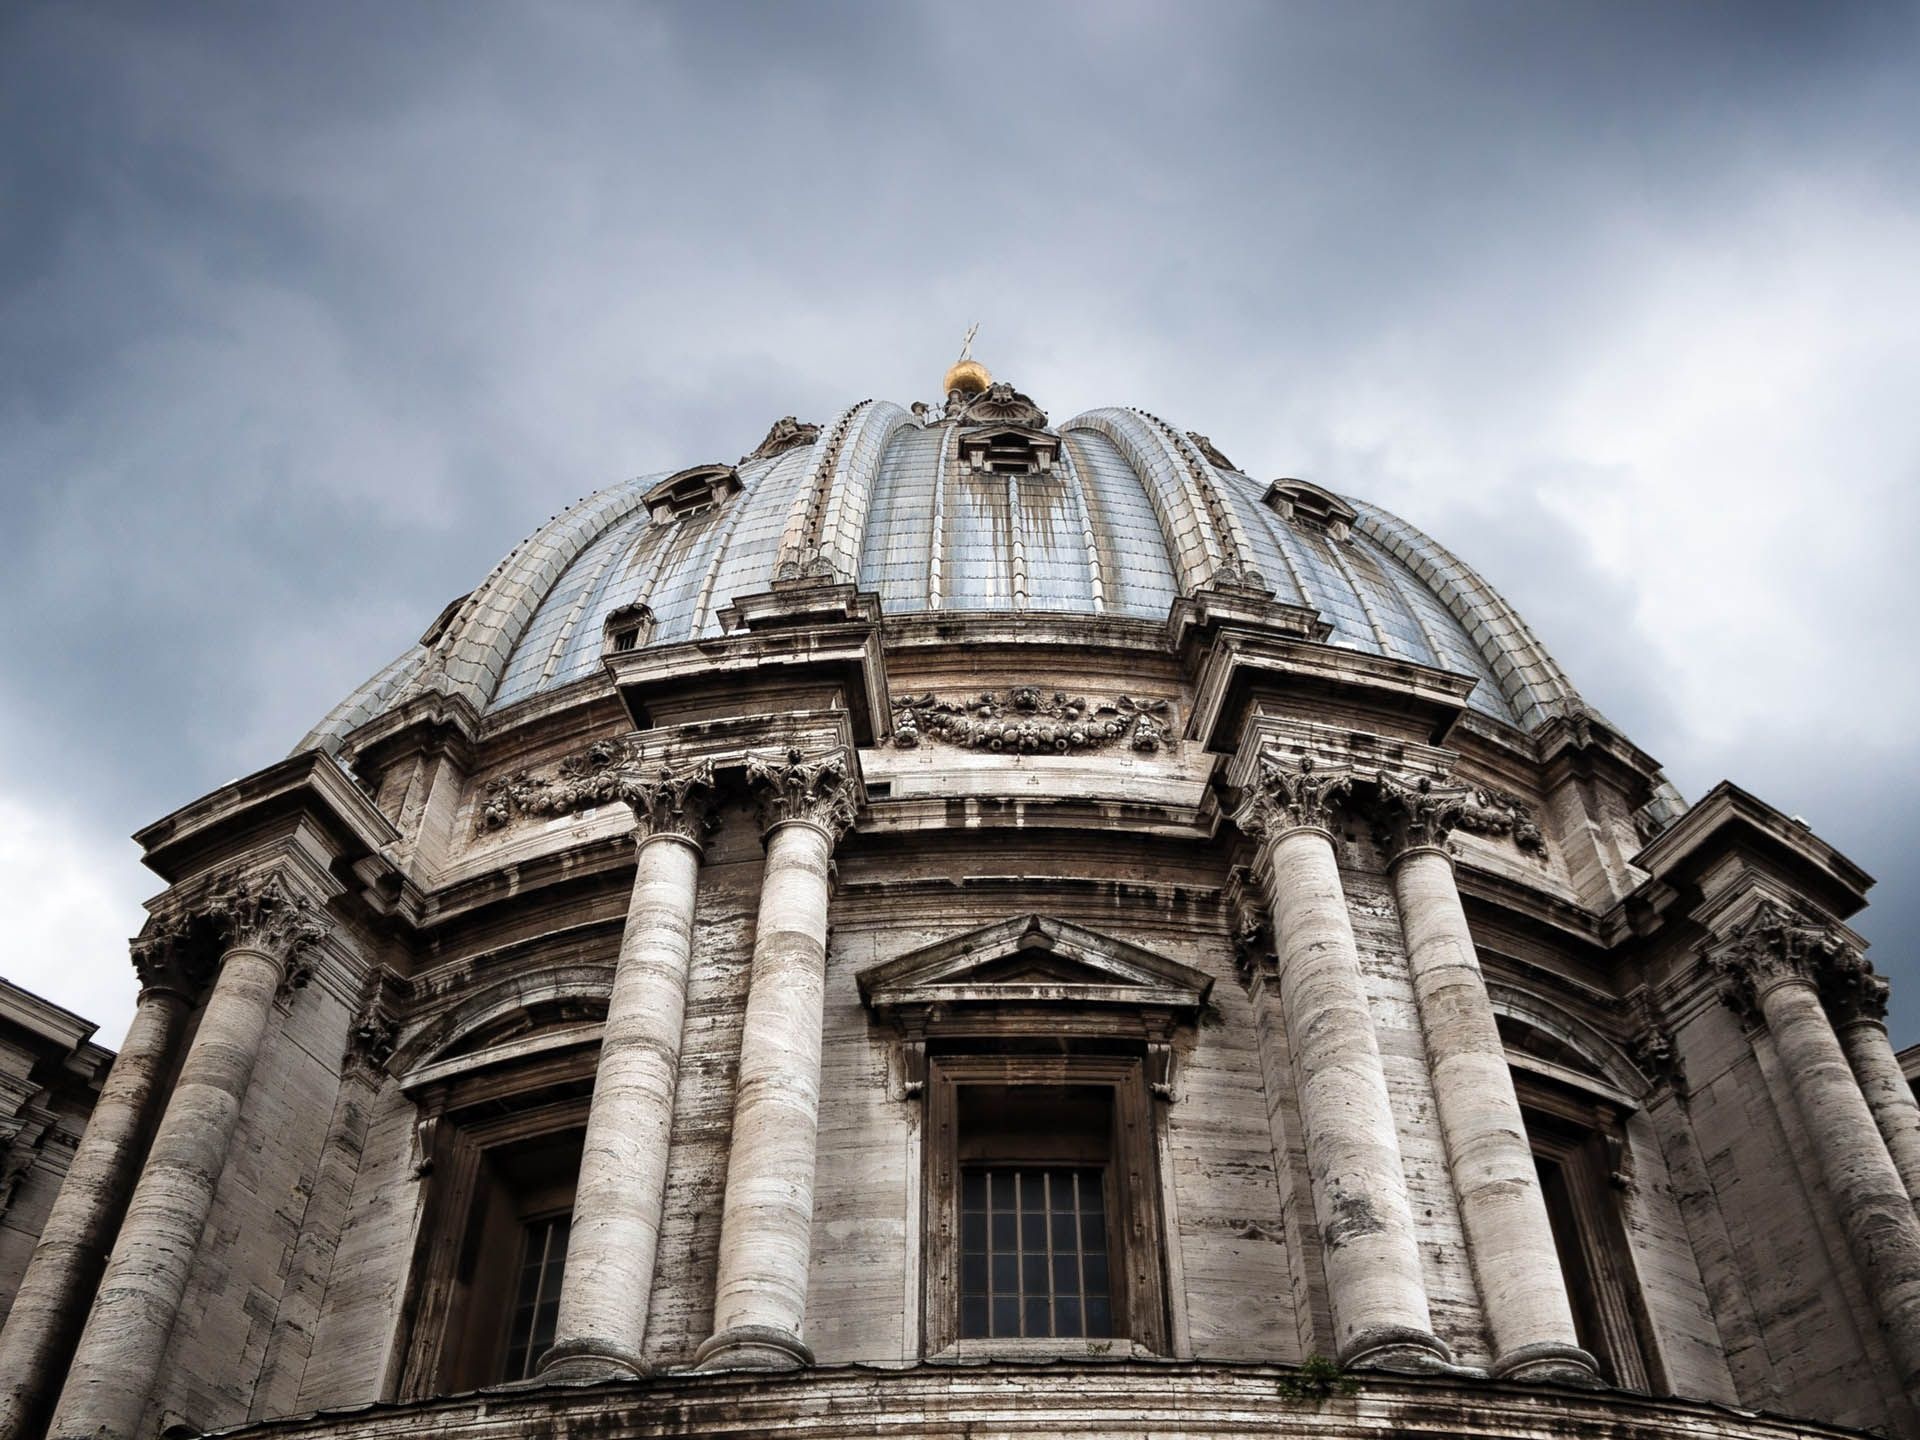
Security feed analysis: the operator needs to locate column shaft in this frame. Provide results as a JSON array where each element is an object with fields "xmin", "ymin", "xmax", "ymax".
[
  {"xmin": 1837, "ymin": 1016, "xmax": 1920, "ymax": 1210},
  {"xmin": 0, "ymin": 989, "xmax": 189, "ymax": 1440},
  {"xmin": 1389, "ymin": 845, "xmax": 1595, "ymax": 1382},
  {"xmin": 1761, "ymin": 979, "xmax": 1920, "ymax": 1394},
  {"xmin": 541, "ymin": 833, "xmax": 702, "ymax": 1379},
  {"xmin": 695, "ymin": 819, "xmax": 834, "ymax": 1370},
  {"xmin": 1263, "ymin": 826, "xmax": 1446, "ymax": 1369},
  {"xmin": 47, "ymin": 948, "xmax": 285, "ymax": 1440}
]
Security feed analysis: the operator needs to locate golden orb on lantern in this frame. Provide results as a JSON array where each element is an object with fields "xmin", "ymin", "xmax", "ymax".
[{"xmin": 943, "ymin": 357, "xmax": 992, "ymax": 396}]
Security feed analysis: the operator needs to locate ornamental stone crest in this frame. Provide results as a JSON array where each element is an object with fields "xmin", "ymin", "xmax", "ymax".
[
  {"xmin": 1708, "ymin": 900, "xmax": 1853, "ymax": 1020},
  {"xmin": 1234, "ymin": 752, "xmax": 1354, "ymax": 839},
  {"xmin": 741, "ymin": 415, "xmax": 820, "ymax": 465},
  {"xmin": 746, "ymin": 745, "xmax": 857, "ymax": 840},
  {"xmin": 626, "ymin": 758, "xmax": 719, "ymax": 846},
  {"xmin": 945, "ymin": 381, "xmax": 1048, "ymax": 430},
  {"xmin": 890, "ymin": 688, "xmax": 1172, "ymax": 755}
]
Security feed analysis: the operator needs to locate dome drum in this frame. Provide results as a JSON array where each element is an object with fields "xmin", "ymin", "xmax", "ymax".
[{"xmin": 6, "ymin": 370, "xmax": 1913, "ymax": 1440}]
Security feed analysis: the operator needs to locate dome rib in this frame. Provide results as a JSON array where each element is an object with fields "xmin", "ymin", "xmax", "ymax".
[
  {"xmin": 1064, "ymin": 409, "xmax": 1225, "ymax": 594},
  {"xmin": 1346, "ymin": 498, "xmax": 1583, "ymax": 729}
]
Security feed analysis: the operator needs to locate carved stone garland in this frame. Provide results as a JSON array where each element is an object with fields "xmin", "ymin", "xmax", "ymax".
[
  {"xmin": 478, "ymin": 738, "xmax": 633, "ymax": 832},
  {"xmin": 890, "ymin": 688, "xmax": 1172, "ymax": 755}
]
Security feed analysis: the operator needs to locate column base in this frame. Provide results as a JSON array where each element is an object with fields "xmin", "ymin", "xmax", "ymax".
[
  {"xmin": 1491, "ymin": 1341, "xmax": 1604, "ymax": 1387},
  {"xmin": 691, "ymin": 1324, "xmax": 814, "ymax": 1372},
  {"xmin": 1338, "ymin": 1324, "xmax": 1456, "ymax": 1374},
  {"xmin": 535, "ymin": 1337, "xmax": 651, "ymax": 1382}
]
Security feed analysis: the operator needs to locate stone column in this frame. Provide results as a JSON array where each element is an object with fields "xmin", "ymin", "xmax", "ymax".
[
  {"xmin": 1713, "ymin": 903, "xmax": 1920, "ymax": 1396},
  {"xmin": 0, "ymin": 921, "xmax": 201, "ymax": 1440},
  {"xmin": 1234, "ymin": 754, "xmax": 1449, "ymax": 1371},
  {"xmin": 1822, "ymin": 954, "xmax": 1920, "ymax": 1211},
  {"xmin": 539, "ymin": 760, "xmax": 716, "ymax": 1381},
  {"xmin": 694, "ymin": 747, "xmax": 856, "ymax": 1372},
  {"xmin": 1379, "ymin": 773, "xmax": 1599, "ymax": 1384},
  {"xmin": 47, "ymin": 873, "xmax": 328, "ymax": 1440}
]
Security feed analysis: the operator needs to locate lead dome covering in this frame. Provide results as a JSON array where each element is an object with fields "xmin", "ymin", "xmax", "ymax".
[{"xmin": 302, "ymin": 392, "xmax": 1589, "ymax": 752}]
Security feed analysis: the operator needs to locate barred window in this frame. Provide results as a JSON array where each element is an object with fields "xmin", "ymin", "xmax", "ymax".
[{"xmin": 960, "ymin": 1167, "xmax": 1112, "ymax": 1339}]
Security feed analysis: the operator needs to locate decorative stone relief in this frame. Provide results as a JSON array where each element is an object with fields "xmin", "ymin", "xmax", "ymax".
[
  {"xmin": 1709, "ymin": 900, "xmax": 1853, "ymax": 1019},
  {"xmin": 477, "ymin": 739, "xmax": 632, "ymax": 831},
  {"xmin": 890, "ymin": 688, "xmax": 1172, "ymax": 755},
  {"xmin": 1453, "ymin": 784, "xmax": 1548, "ymax": 855},
  {"xmin": 943, "ymin": 380, "xmax": 1048, "ymax": 430},
  {"xmin": 1630, "ymin": 1026, "xmax": 1688, "ymax": 1103},
  {"xmin": 746, "ymin": 745, "xmax": 858, "ymax": 840},
  {"xmin": 343, "ymin": 968, "xmax": 406, "ymax": 1080},
  {"xmin": 1184, "ymin": 431, "xmax": 1238, "ymax": 472},
  {"xmin": 1226, "ymin": 866, "xmax": 1276, "ymax": 988},
  {"xmin": 740, "ymin": 415, "xmax": 820, "ymax": 465},
  {"xmin": 1234, "ymin": 752, "xmax": 1354, "ymax": 839}
]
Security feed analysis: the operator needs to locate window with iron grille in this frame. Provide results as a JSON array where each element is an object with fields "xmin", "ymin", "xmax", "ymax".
[
  {"xmin": 960, "ymin": 1166, "xmax": 1112, "ymax": 1339},
  {"xmin": 501, "ymin": 1214, "xmax": 571, "ymax": 1381},
  {"xmin": 923, "ymin": 1056, "xmax": 1166, "ymax": 1354}
]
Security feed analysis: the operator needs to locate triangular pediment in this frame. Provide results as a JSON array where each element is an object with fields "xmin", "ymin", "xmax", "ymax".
[{"xmin": 856, "ymin": 913, "xmax": 1212, "ymax": 1017}]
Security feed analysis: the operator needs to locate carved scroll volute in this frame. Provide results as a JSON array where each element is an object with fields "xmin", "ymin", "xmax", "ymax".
[
  {"xmin": 619, "ymin": 757, "xmax": 719, "ymax": 848},
  {"xmin": 1708, "ymin": 900, "xmax": 1849, "ymax": 1021},
  {"xmin": 746, "ymin": 745, "xmax": 858, "ymax": 842},
  {"xmin": 207, "ymin": 871, "xmax": 332, "ymax": 995},
  {"xmin": 1375, "ymin": 771, "xmax": 1472, "ymax": 858},
  {"xmin": 1233, "ymin": 751, "xmax": 1354, "ymax": 843}
]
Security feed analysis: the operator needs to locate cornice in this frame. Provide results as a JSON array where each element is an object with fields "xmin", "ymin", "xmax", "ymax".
[
  {"xmin": 134, "ymin": 750, "xmax": 401, "ymax": 890},
  {"xmin": 1630, "ymin": 779, "xmax": 1873, "ymax": 920},
  {"xmin": 1187, "ymin": 626, "xmax": 1479, "ymax": 753}
]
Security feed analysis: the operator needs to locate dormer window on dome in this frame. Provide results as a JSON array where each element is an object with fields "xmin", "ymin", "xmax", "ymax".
[
  {"xmin": 601, "ymin": 603, "xmax": 654, "ymax": 656},
  {"xmin": 960, "ymin": 424, "xmax": 1059, "ymax": 476},
  {"xmin": 1263, "ymin": 477, "xmax": 1357, "ymax": 541},
  {"xmin": 642, "ymin": 464, "xmax": 742, "ymax": 523}
]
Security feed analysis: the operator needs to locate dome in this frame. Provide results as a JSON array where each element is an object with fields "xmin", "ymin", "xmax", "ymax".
[{"xmin": 303, "ymin": 386, "xmax": 1587, "ymax": 752}]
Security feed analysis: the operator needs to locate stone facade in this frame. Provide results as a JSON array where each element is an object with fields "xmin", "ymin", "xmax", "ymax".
[{"xmin": 0, "ymin": 367, "xmax": 1915, "ymax": 1440}]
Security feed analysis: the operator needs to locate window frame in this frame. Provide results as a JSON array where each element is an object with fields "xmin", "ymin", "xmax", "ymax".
[
  {"xmin": 392, "ymin": 1042, "xmax": 595, "ymax": 1399},
  {"xmin": 923, "ymin": 1053, "xmax": 1168, "ymax": 1357},
  {"xmin": 1513, "ymin": 1070, "xmax": 1663, "ymax": 1393}
]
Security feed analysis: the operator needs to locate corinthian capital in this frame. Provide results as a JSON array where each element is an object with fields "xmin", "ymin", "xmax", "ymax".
[
  {"xmin": 618, "ymin": 757, "xmax": 718, "ymax": 846},
  {"xmin": 1708, "ymin": 900, "xmax": 1849, "ymax": 1019},
  {"xmin": 208, "ymin": 871, "xmax": 331, "ymax": 972},
  {"xmin": 1234, "ymin": 751, "xmax": 1353, "ymax": 841},
  {"xmin": 129, "ymin": 911, "xmax": 208, "ymax": 1002},
  {"xmin": 1819, "ymin": 945, "xmax": 1890, "ymax": 1026},
  {"xmin": 1375, "ymin": 771, "xmax": 1472, "ymax": 855},
  {"xmin": 746, "ymin": 746, "xmax": 857, "ymax": 841}
]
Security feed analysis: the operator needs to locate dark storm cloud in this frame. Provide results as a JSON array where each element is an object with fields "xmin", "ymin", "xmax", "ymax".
[{"xmin": 2, "ymin": 1, "xmax": 1916, "ymax": 1042}]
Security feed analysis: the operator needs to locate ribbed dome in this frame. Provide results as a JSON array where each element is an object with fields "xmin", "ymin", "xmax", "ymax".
[{"xmin": 302, "ymin": 393, "xmax": 1590, "ymax": 752}]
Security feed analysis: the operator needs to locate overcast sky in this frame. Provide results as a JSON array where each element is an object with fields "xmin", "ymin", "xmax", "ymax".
[{"xmin": 3, "ymin": 1, "xmax": 1917, "ymax": 1049}]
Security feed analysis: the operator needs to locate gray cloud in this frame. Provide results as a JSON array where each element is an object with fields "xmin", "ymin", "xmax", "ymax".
[{"xmin": 2, "ymin": 1, "xmax": 1916, "ymax": 1043}]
